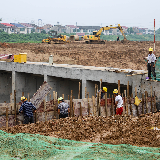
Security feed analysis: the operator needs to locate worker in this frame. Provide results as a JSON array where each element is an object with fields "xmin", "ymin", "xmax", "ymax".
[
  {"xmin": 147, "ymin": 47, "xmax": 157, "ymax": 80},
  {"xmin": 58, "ymin": 97, "xmax": 70, "ymax": 118},
  {"xmin": 117, "ymin": 36, "xmax": 119, "ymax": 41},
  {"xmin": 19, "ymin": 96, "xmax": 36, "ymax": 124},
  {"xmin": 97, "ymin": 87, "xmax": 107, "ymax": 99},
  {"xmin": 113, "ymin": 89, "xmax": 123, "ymax": 115}
]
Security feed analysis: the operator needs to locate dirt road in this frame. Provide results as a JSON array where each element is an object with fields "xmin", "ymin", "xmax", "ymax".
[{"xmin": 0, "ymin": 41, "xmax": 159, "ymax": 70}]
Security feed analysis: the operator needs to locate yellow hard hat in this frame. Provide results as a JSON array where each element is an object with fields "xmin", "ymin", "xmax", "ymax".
[
  {"xmin": 149, "ymin": 47, "xmax": 153, "ymax": 52},
  {"xmin": 58, "ymin": 97, "xmax": 63, "ymax": 102},
  {"xmin": 103, "ymin": 87, "xmax": 107, "ymax": 92},
  {"xmin": 21, "ymin": 96, "xmax": 26, "ymax": 101},
  {"xmin": 113, "ymin": 89, "xmax": 118, "ymax": 94}
]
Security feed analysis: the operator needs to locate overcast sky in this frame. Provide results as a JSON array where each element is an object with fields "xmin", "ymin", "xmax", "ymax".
[{"xmin": 1, "ymin": 0, "xmax": 160, "ymax": 29}]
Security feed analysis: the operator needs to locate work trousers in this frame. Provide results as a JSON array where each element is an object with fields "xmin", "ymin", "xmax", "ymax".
[
  {"xmin": 148, "ymin": 62, "xmax": 156, "ymax": 78},
  {"xmin": 24, "ymin": 116, "xmax": 34, "ymax": 124},
  {"xmin": 59, "ymin": 114, "xmax": 68, "ymax": 119}
]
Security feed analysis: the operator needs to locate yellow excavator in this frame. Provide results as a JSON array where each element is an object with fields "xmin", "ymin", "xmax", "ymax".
[
  {"xmin": 42, "ymin": 31, "xmax": 70, "ymax": 44},
  {"xmin": 84, "ymin": 24, "xmax": 127, "ymax": 44}
]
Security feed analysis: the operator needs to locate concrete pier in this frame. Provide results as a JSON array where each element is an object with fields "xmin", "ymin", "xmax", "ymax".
[{"xmin": 0, "ymin": 61, "xmax": 160, "ymax": 103}]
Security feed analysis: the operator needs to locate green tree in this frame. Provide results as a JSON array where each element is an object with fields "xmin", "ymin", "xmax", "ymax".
[
  {"xmin": 156, "ymin": 28, "xmax": 160, "ymax": 34},
  {"xmin": 127, "ymin": 27, "xmax": 134, "ymax": 34}
]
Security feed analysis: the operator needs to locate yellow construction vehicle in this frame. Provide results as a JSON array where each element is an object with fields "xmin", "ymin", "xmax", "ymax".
[
  {"xmin": 42, "ymin": 31, "xmax": 70, "ymax": 44},
  {"xmin": 84, "ymin": 24, "xmax": 127, "ymax": 44}
]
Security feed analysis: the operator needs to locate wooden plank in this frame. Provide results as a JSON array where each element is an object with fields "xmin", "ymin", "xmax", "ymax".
[
  {"xmin": 118, "ymin": 80, "xmax": 120, "ymax": 95},
  {"xmin": 145, "ymin": 91, "xmax": 148, "ymax": 113},
  {"xmin": 105, "ymin": 92, "xmax": 107, "ymax": 117}
]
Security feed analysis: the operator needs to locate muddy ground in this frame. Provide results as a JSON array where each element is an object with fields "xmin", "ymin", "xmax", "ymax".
[
  {"xmin": 1, "ymin": 113, "xmax": 160, "ymax": 147},
  {"xmin": 0, "ymin": 41, "xmax": 159, "ymax": 70}
]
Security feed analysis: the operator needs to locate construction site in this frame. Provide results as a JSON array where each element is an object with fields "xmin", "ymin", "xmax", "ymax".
[{"xmin": 0, "ymin": 37, "xmax": 160, "ymax": 159}]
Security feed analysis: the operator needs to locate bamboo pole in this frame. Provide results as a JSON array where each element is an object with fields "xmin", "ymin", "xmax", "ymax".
[
  {"xmin": 135, "ymin": 87, "xmax": 137, "ymax": 97},
  {"xmin": 92, "ymin": 96, "xmax": 95, "ymax": 116},
  {"xmin": 22, "ymin": 92, "xmax": 24, "ymax": 97},
  {"xmin": 145, "ymin": 91, "xmax": 148, "ymax": 113},
  {"xmin": 154, "ymin": 91, "xmax": 157, "ymax": 112},
  {"xmin": 127, "ymin": 81, "xmax": 129, "ymax": 98},
  {"xmin": 112, "ymin": 95, "xmax": 114, "ymax": 116},
  {"xmin": 28, "ymin": 93, "xmax": 30, "ymax": 102},
  {"xmin": 80, "ymin": 102, "xmax": 82, "ymax": 117},
  {"xmin": 72, "ymin": 102, "xmax": 74, "ymax": 117},
  {"xmin": 53, "ymin": 91, "xmax": 56, "ymax": 118},
  {"xmin": 129, "ymin": 97, "xmax": 132, "ymax": 116},
  {"xmin": 105, "ymin": 92, "xmax": 107, "ymax": 117},
  {"xmin": 44, "ymin": 100, "xmax": 46, "ymax": 122},
  {"xmin": 151, "ymin": 86, "xmax": 153, "ymax": 113},
  {"xmin": 142, "ymin": 93, "xmax": 144, "ymax": 114},
  {"xmin": 56, "ymin": 92, "xmax": 57, "ymax": 99},
  {"xmin": 68, "ymin": 95, "xmax": 69, "ymax": 100},
  {"xmin": 95, "ymin": 84, "xmax": 97, "ymax": 97},
  {"xmin": 100, "ymin": 79, "xmax": 102, "ymax": 91},
  {"xmin": 124, "ymin": 90, "xmax": 126, "ymax": 115},
  {"xmin": 97, "ymin": 92, "xmax": 99, "ymax": 116},
  {"xmin": 99, "ymin": 92, "xmax": 101, "ymax": 116},
  {"xmin": 62, "ymin": 94, "xmax": 64, "ymax": 100},
  {"xmin": 87, "ymin": 92, "xmax": 90, "ymax": 116},
  {"xmin": 14, "ymin": 90, "xmax": 17, "ymax": 125},
  {"xmin": 118, "ymin": 80, "xmax": 120, "ymax": 95},
  {"xmin": 70, "ymin": 90, "xmax": 73, "ymax": 117},
  {"xmin": 78, "ymin": 82, "xmax": 81, "ymax": 99},
  {"xmin": 6, "ymin": 108, "xmax": 8, "ymax": 132},
  {"xmin": 85, "ymin": 87, "xmax": 87, "ymax": 98}
]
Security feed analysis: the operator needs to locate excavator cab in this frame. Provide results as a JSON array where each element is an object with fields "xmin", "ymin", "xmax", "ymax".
[{"xmin": 93, "ymin": 31, "xmax": 97, "ymax": 35}]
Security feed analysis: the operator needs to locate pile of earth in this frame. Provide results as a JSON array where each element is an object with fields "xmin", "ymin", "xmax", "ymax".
[
  {"xmin": 0, "ymin": 41, "xmax": 159, "ymax": 70},
  {"xmin": 1, "ymin": 112, "xmax": 160, "ymax": 147}
]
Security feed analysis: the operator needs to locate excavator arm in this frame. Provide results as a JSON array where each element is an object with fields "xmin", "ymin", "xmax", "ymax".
[{"xmin": 95, "ymin": 24, "xmax": 127, "ymax": 40}]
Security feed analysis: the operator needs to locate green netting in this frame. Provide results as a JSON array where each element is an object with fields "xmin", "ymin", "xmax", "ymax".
[{"xmin": 0, "ymin": 130, "xmax": 160, "ymax": 160}]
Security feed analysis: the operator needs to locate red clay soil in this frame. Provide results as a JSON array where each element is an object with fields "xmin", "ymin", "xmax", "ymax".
[
  {"xmin": 0, "ymin": 41, "xmax": 159, "ymax": 70},
  {"xmin": 2, "ymin": 113, "xmax": 160, "ymax": 147}
]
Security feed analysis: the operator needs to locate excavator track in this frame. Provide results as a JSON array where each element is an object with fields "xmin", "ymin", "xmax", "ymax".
[{"xmin": 85, "ymin": 40, "xmax": 105, "ymax": 44}]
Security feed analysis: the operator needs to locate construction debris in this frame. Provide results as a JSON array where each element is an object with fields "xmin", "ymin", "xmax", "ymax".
[{"xmin": 1, "ymin": 112, "xmax": 160, "ymax": 147}]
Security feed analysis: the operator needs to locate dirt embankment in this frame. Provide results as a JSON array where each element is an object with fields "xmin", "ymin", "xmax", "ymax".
[
  {"xmin": 0, "ymin": 41, "xmax": 159, "ymax": 70},
  {"xmin": 2, "ymin": 113, "xmax": 160, "ymax": 147}
]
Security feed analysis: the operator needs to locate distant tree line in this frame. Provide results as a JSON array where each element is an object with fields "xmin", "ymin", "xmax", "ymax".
[{"xmin": 1, "ymin": 29, "xmax": 160, "ymax": 43}]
